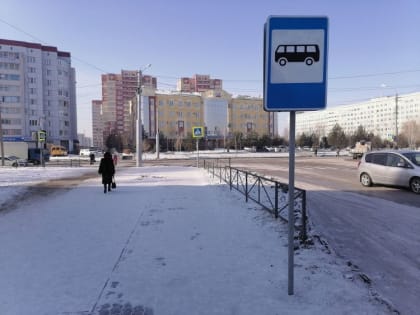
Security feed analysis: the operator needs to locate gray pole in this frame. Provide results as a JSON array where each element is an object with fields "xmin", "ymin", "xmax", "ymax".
[
  {"xmin": 0, "ymin": 97, "xmax": 4, "ymax": 166},
  {"xmin": 288, "ymin": 111, "xmax": 296, "ymax": 295},
  {"xmin": 156, "ymin": 103, "xmax": 160, "ymax": 159},
  {"xmin": 196, "ymin": 138, "xmax": 199, "ymax": 168},
  {"xmin": 136, "ymin": 70, "xmax": 143, "ymax": 167},
  {"xmin": 395, "ymin": 93, "xmax": 398, "ymax": 145}
]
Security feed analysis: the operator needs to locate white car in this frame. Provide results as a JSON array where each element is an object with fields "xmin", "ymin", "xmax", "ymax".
[
  {"xmin": 358, "ymin": 150, "xmax": 420, "ymax": 194},
  {"xmin": 1, "ymin": 155, "xmax": 28, "ymax": 167}
]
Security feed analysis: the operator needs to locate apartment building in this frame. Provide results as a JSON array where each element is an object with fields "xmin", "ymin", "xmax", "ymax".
[
  {"xmin": 177, "ymin": 74, "xmax": 222, "ymax": 93},
  {"xmin": 0, "ymin": 39, "xmax": 77, "ymax": 151},
  {"xmin": 295, "ymin": 92, "xmax": 420, "ymax": 140},
  {"xmin": 91, "ymin": 100, "xmax": 104, "ymax": 149},
  {"xmin": 94, "ymin": 71, "xmax": 157, "ymax": 149}
]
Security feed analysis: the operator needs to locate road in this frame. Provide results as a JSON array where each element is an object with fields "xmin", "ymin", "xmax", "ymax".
[{"xmin": 145, "ymin": 155, "xmax": 420, "ymax": 314}]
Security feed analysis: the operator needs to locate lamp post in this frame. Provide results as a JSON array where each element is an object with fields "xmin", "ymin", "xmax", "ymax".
[
  {"xmin": 0, "ymin": 97, "xmax": 5, "ymax": 166},
  {"xmin": 155, "ymin": 104, "xmax": 159, "ymax": 159},
  {"xmin": 0, "ymin": 111, "xmax": 4, "ymax": 166},
  {"xmin": 136, "ymin": 64, "xmax": 151, "ymax": 167},
  {"xmin": 381, "ymin": 84, "xmax": 399, "ymax": 145}
]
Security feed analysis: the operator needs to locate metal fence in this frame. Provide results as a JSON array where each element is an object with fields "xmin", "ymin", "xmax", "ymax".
[
  {"xmin": 46, "ymin": 158, "xmax": 94, "ymax": 167},
  {"xmin": 203, "ymin": 158, "xmax": 307, "ymax": 241}
]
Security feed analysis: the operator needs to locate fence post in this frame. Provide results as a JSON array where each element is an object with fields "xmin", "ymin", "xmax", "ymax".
[
  {"xmin": 229, "ymin": 167, "xmax": 232, "ymax": 190},
  {"xmin": 212, "ymin": 160, "xmax": 215, "ymax": 178},
  {"xmin": 301, "ymin": 190, "xmax": 307, "ymax": 242},
  {"xmin": 245, "ymin": 172, "xmax": 248, "ymax": 203},
  {"xmin": 274, "ymin": 182, "xmax": 279, "ymax": 218}
]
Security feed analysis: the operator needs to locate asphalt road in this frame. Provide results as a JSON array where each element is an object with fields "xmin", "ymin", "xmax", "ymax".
[{"xmin": 144, "ymin": 155, "xmax": 420, "ymax": 314}]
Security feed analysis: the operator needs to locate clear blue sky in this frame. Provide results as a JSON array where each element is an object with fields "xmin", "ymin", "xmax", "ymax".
[{"xmin": 2, "ymin": 0, "xmax": 420, "ymax": 137}]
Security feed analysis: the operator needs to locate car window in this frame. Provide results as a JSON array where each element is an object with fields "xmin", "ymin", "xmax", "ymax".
[
  {"xmin": 386, "ymin": 154, "xmax": 405, "ymax": 167},
  {"xmin": 402, "ymin": 152, "xmax": 420, "ymax": 166},
  {"xmin": 371, "ymin": 153, "xmax": 387, "ymax": 165},
  {"xmin": 365, "ymin": 154, "xmax": 372, "ymax": 163}
]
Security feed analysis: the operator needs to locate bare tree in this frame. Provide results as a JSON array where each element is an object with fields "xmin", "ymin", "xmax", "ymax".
[{"xmin": 401, "ymin": 120, "xmax": 420, "ymax": 149}]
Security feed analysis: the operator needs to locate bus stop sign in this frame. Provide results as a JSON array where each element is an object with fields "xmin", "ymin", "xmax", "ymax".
[{"xmin": 264, "ymin": 16, "xmax": 328, "ymax": 111}]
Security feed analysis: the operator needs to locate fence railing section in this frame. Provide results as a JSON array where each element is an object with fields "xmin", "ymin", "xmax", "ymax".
[{"xmin": 203, "ymin": 158, "xmax": 307, "ymax": 241}]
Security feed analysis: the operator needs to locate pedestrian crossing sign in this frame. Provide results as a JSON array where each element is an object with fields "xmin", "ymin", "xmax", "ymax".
[
  {"xmin": 38, "ymin": 130, "xmax": 46, "ymax": 142},
  {"xmin": 192, "ymin": 126, "xmax": 204, "ymax": 138}
]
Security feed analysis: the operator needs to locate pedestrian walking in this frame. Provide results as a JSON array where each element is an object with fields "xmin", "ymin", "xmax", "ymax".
[{"xmin": 98, "ymin": 151, "xmax": 115, "ymax": 194}]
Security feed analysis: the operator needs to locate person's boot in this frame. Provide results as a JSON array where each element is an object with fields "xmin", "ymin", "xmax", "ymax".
[
  {"xmin": 108, "ymin": 184, "xmax": 111, "ymax": 192},
  {"xmin": 104, "ymin": 185, "xmax": 107, "ymax": 194}
]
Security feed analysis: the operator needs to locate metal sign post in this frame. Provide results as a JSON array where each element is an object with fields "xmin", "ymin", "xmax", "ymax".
[
  {"xmin": 38, "ymin": 130, "xmax": 46, "ymax": 167},
  {"xmin": 196, "ymin": 139, "xmax": 199, "ymax": 168},
  {"xmin": 288, "ymin": 111, "xmax": 296, "ymax": 295},
  {"xmin": 192, "ymin": 126, "xmax": 204, "ymax": 168},
  {"xmin": 264, "ymin": 16, "xmax": 328, "ymax": 295}
]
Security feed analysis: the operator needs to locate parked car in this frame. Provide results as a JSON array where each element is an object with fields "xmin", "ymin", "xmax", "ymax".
[
  {"xmin": 357, "ymin": 150, "xmax": 420, "ymax": 194},
  {"xmin": 1, "ymin": 155, "xmax": 28, "ymax": 167}
]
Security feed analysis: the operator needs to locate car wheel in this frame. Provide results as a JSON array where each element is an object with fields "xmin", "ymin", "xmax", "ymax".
[
  {"xmin": 12, "ymin": 162, "xmax": 18, "ymax": 168},
  {"xmin": 360, "ymin": 173, "xmax": 372, "ymax": 187},
  {"xmin": 410, "ymin": 177, "xmax": 420, "ymax": 194},
  {"xmin": 305, "ymin": 58, "xmax": 314, "ymax": 65},
  {"xmin": 279, "ymin": 58, "xmax": 287, "ymax": 66}
]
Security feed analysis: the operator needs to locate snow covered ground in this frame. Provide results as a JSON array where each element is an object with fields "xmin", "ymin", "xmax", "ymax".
[{"xmin": 0, "ymin": 159, "xmax": 392, "ymax": 314}]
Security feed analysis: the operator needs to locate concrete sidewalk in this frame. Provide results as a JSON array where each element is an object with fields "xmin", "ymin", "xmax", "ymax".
[{"xmin": 0, "ymin": 166, "xmax": 389, "ymax": 315}]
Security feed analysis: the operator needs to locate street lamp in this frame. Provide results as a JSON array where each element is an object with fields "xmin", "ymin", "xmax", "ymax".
[
  {"xmin": 0, "ymin": 97, "xmax": 4, "ymax": 166},
  {"xmin": 136, "ymin": 63, "xmax": 151, "ymax": 167},
  {"xmin": 381, "ymin": 84, "xmax": 399, "ymax": 145},
  {"xmin": 155, "ymin": 104, "xmax": 160, "ymax": 159}
]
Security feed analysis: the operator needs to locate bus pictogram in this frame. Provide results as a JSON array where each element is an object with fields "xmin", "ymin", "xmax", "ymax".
[{"xmin": 275, "ymin": 44, "xmax": 320, "ymax": 66}]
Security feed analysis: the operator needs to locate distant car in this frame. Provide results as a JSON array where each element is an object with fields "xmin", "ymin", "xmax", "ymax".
[
  {"xmin": 2, "ymin": 155, "xmax": 28, "ymax": 167},
  {"xmin": 357, "ymin": 150, "xmax": 420, "ymax": 194},
  {"xmin": 79, "ymin": 148, "xmax": 91, "ymax": 156}
]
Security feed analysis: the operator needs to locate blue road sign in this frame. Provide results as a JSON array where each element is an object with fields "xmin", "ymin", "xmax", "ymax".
[
  {"xmin": 192, "ymin": 126, "xmax": 204, "ymax": 138},
  {"xmin": 264, "ymin": 16, "xmax": 328, "ymax": 111},
  {"xmin": 3, "ymin": 136, "xmax": 26, "ymax": 142}
]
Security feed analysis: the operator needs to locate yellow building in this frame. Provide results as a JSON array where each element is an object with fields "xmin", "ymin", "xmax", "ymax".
[
  {"xmin": 230, "ymin": 95, "xmax": 277, "ymax": 137},
  {"xmin": 146, "ymin": 90, "xmax": 203, "ymax": 138},
  {"xmin": 143, "ymin": 89, "xmax": 277, "ymax": 140}
]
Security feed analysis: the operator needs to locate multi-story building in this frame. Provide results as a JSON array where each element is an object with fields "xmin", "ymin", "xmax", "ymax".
[
  {"xmin": 143, "ymin": 89, "xmax": 277, "ymax": 142},
  {"xmin": 0, "ymin": 39, "xmax": 77, "ymax": 151},
  {"xmin": 93, "ymin": 70, "xmax": 277, "ymax": 151},
  {"xmin": 94, "ymin": 70, "xmax": 157, "ymax": 149},
  {"xmin": 141, "ymin": 89, "xmax": 203, "ymax": 140},
  {"xmin": 77, "ymin": 133, "xmax": 92, "ymax": 148},
  {"xmin": 91, "ymin": 100, "xmax": 103, "ymax": 149},
  {"xmin": 177, "ymin": 74, "xmax": 222, "ymax": 93},
  {"xmin": 230, "ymin": 94, "xmax": 277, "ymax": 137},
  {"xmin": 295, "ymin": 91, "xmax": 420, "ymax": 141}
]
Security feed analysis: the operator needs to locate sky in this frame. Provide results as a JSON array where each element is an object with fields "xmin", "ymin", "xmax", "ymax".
[
  {"xmin": 0, "ymin": 158, "xmax": 394, "ymax": 314},
  {"xmin": 1, "ymin": 0, "xmax": 420, "ymax": 138}
]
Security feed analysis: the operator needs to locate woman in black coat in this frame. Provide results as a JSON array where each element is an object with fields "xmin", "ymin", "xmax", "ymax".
[{"xmin": 98, "ymin": 151, "xmax": 115, "ymax": 193}]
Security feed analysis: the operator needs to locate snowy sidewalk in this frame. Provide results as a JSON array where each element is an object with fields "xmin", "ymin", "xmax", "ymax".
[{"xmin": 0, "ymin": 166, "xmax": 389, "ymax": 314}]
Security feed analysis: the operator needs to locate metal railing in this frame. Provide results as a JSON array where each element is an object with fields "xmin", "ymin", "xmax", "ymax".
[{"xmin": 203, "ymin": 158, "xmax": 307, "ymax": 241}]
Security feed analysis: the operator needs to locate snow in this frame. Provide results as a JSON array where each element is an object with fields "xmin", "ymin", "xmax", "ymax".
[{"xmin": 0, "ymin": 157, "xmax": 391, "ymax": 314}]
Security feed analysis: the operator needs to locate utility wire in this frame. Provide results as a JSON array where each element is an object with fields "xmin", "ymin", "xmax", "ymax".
[{"xmin": 1, "ymin": 17, "xmax": 419, "ymax": 92}]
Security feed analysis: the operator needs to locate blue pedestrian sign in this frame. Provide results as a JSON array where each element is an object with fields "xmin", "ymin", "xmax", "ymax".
[
  {"xmin": 192, "ymin": 126, "xmax": 204, "ymax": 138},
  {"xmin": 264, "ymin": 16, "xmax": 328, "ymax": 111}
]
